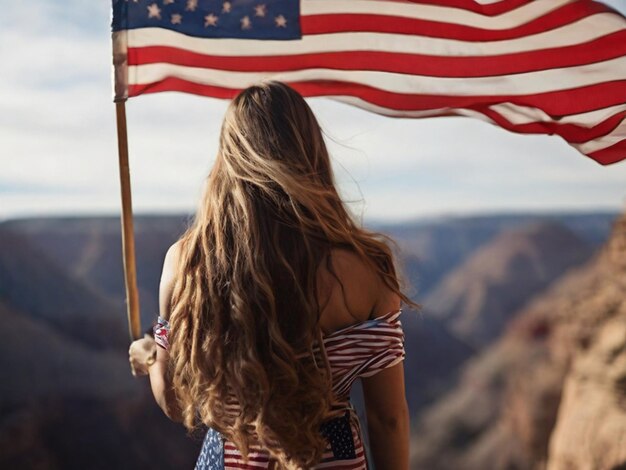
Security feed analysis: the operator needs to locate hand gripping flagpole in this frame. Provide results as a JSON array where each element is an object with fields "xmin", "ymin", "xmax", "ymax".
[{"xmin": 113, "ymin": 29, "xmax": 141, "ymax": 342}]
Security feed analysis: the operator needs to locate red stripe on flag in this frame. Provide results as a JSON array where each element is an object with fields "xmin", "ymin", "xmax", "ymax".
[
  {"xmin": 129, "ymin": 79, "xmax": 240, "ymax": 99},
  {"xmin": 587, "ymin": 139, "xmax": 626, "ymax": 165},
  {"xmin": 292, "ymin": 80, "xmax": 626, "ymax": 116},
  {"xmin": 127, "ymin": 30, "xmax": 626, "ymax": 78},
  {"xmin": 130, "ymin": 79, "xmax": 626, "ymax": 117}
]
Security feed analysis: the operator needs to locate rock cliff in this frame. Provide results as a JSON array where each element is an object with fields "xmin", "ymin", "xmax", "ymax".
[
  {"xmin": 411, "ymin": 210, "xmax": 626, "ymax": 470},
  {"xmin": 425, "ymin": 221, "xmax": 593, "ymax": 348},
  {"xmin": 546, "ymin": 211, "xmax": 626, "ymax": 470}
]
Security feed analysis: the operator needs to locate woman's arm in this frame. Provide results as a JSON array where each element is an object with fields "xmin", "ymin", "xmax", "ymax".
[
  {"xmin": 148, "ymin": 241, "xmax": 184, "ymax": 422},
  {"xmin": 128, "ymin": 241, "xmax": 185, "ymax": 422},
  {"xmin": 360, "ymin": 268, "xmax": 410, "ymax": 469},
  {"xmin": 148, "ymin": 341, "xmax": 183, "ymax": 422},
  {"xmin": 361, "ymin": 363, "xmax": 410, "ymax": 470}
]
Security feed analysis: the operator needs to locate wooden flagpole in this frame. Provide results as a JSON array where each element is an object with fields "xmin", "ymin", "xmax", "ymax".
[{"xmin": 115, "ymin": 100, "xmax": 142, "ymax": 341}]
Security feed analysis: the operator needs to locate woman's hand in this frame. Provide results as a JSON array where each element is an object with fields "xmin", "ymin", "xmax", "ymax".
[{"xmin": 128, "ymin": 333, "xmax": 157, "ymax": 377}]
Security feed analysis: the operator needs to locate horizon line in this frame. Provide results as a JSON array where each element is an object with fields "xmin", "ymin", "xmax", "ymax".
[{"xmin": 1, "ymin": 205, "xmax": 623, "ymax": 227}]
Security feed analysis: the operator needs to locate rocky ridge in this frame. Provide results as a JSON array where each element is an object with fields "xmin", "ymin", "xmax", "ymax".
[{"xmin": 410, "ymin": 210, "xmax": 626, "ymax": 470}]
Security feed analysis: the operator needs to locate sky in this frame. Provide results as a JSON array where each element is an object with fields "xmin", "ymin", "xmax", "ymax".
[{"xmin": 1, "ymin": 0, "xmax": 625, "ymax": 224}]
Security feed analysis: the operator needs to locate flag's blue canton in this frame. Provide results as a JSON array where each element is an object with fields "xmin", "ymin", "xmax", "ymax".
[{"xmin": 112, "ymin": 0, "xmax": 301, "ymax": 40}]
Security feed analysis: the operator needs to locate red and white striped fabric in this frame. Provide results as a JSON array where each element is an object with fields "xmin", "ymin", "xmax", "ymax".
[
  {"xmin": 153, "ymin": 309, "xmax": 405, "ymax": 468},
  {"xmin": 318, "ymin": 308, "xmax": 406, "ymax": 400},
  {"xmin": 112, "ymin": 0, "xmax": 626, "ymax": 165},
  {"xmin": 221, "ymin": 308, "xmax": 406, "ymax": 469},
  {"xmin": 154, "ymin": 310, "xmax": 405, "ymax": 470}
]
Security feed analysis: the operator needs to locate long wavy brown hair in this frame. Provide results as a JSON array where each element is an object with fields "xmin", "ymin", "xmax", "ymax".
[{"xmin": 167, "ymin": 80, "xmax": 420, "ymax": 469}]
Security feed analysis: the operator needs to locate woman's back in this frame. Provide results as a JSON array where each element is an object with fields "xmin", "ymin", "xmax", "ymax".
[
  {"xmin": 192, "ymin": 247, "xmax": 409, "ymax": 469},
  {"xmin": 316, "ymin": 247, "xmax": 403, "ymax": 334}
]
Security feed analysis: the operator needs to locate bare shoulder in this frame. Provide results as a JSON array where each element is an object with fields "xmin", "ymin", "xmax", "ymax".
[
  {"xmin": 326, "ymin": 247, "xmax": 378, "ymax": 292},
  {"xmin": 322, "ymin": 247, "xmax": 402, "ymax": 322},
  {"xmin": 159, "ymin": 240, "xmax": 184, "ymax": 320},
  {"xmin": 161, "ymin": 240, "xmax": 183, "ymax": 285},
  {"xmin": 165, "ymin": 239, "xmax": 183, "ymax": 264}
]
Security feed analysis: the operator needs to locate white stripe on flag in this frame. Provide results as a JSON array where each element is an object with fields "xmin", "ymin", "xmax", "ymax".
[
  {"xmin": 487, "ymin": 103, "xmax": 626, "ymax": 127},
  {"xmin": 573, "ymin": 120, "xmax": 626, "ymax": 154},
  {"xmin": 127, "ymin": 14, "xmax": 624, "ymax": 58},
  {"xmin": 324, "ymin": 95, "xmax": 497, "ymax": 122}
]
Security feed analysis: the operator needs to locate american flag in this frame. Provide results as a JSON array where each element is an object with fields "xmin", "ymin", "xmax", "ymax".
[{"xmin": 111, "ymin": 0, "xmax": 626, "ymax": 165}]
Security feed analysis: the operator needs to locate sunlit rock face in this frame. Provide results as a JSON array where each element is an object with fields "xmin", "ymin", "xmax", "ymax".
[{"xmin": 547, "ymin": 212, "xmax": 626, "ymax": 470}]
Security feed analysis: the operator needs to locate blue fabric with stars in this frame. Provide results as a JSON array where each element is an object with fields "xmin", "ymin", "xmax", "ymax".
[
  {"xmin": 111, "ymin": 0, "xmax": 301, "ymax": 40},
  {"xmin": 319, "ymin": 410, "xmax": 357, "ymax": 460},
  {"xmin": 195, "ymin": 427, "xmax": 225, "ymax": 470}
]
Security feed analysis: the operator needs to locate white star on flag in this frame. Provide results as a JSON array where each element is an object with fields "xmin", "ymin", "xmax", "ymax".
[
  {"xmin": 254, "ymin": 4, "xmax": 267, "ymax": 17},
  {"xmin": 222, "ymin": 1, "xmax": 231, "ymax": 13},
  {"xmin": 240, "ymin": 15, "xmax": 252, "ymax": 29},
  {"xmin": 147, "ymin": 3, "xmax": 161, "ymax": 19},
  {"xmin": 171, "ymin": 13, "xmax": 182, "ymax": 24},
  {"xmin": 274, "ymin": 14, "xmax": 286, "ymax": 28},
  {"xmin": 185, "ymin": 0, "xmax": 198, "ymax": 12},
  {"xmin": 204, "ymin": 13, "xmax": 218, "ymax": 27},
  {"xmin": 163, "ymin": 0, "xmax": 174, "ymax": 4}
]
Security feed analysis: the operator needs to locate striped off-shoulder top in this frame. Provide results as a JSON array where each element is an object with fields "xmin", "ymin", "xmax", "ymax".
[{"xmin": 153, "ymin": 309, "xmax": 406, "ymax": 469}]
